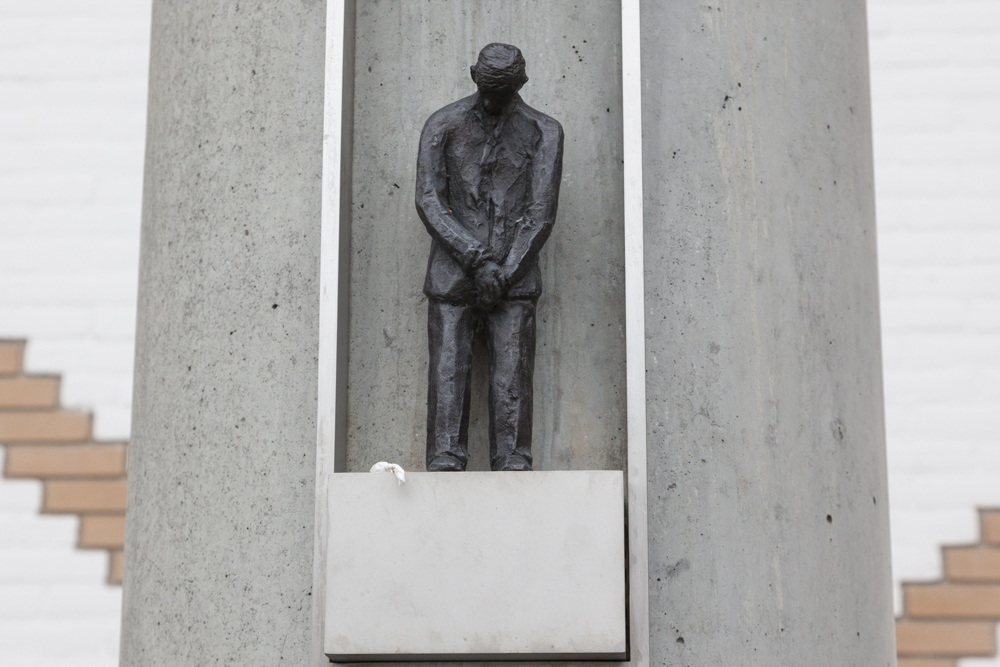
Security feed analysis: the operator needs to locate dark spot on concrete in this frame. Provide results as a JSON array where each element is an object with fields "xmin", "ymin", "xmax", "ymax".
[
  {"xmin": 826, "ymin": 514, "xmax": 833, "ymax": 523},
  {"xmin": 272, "ymin": 304, "xmax": 278, "ymax": 309},
  {"xmin": 831, "ymin": 418, "xmax": 845, "ymax": 441},
  {"xmin": 709, "ymin": 342, "xmax": 720, "ymax": 354},
  {"xmin": 668, "ymin": 482, "xmax": 677, "ymax": 490},
  {"xmin": 666, "ymin": 559, "xmax": 689, "ymax": 577}
]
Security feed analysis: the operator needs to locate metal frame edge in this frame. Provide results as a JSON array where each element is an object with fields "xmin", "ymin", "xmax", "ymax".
[{"xmin": 314, "ymin": 2, "xmax": 649, "ymax": 663}]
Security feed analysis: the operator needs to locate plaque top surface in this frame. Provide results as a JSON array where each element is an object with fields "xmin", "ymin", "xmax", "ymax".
[{"xmin": 324, "ymin": 470, "xmax": 627, "ymax": 661}]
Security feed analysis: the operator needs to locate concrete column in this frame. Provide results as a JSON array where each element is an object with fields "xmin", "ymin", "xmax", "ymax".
[
  {"xmin": 120, "ymin": 1, "xmax": 326, "ymax": 664},
  {"xmin": 639, "ymin": 1, "xmax": 896, "ymax": 665},
  {"xmin": 122, "ymin": 0, "xmax": 895, "ymax": 664}
]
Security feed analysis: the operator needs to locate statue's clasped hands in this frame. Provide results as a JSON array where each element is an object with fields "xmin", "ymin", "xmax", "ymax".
[{"xmin": 474, "ymin": 260, "xmax": 508, "ymax": 309}]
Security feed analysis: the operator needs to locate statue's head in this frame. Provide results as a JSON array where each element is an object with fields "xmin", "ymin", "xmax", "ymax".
[{"xmin": 470, "ymin": 43, "xmax": 528, "ymax": 115}]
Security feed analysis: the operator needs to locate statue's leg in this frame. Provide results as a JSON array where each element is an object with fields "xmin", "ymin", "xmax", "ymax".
[
  {"xmin": 426, "ymin": 298, "xmax": 475, "ymax": 471},
  {"xmin": 486, "ymin": 299, "xmax": 536, "ymax": 471}
]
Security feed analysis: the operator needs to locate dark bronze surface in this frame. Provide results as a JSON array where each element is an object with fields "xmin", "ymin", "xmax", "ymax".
[{"xmin": 416, "ymin": 44, "xmax": 564, "ymax": 471}]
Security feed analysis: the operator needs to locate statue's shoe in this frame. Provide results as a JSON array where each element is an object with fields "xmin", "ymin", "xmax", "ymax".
[
  {"xmin": 491, "ymin": 455, "xmax": 532, "ymax": 472},
  {"xmin": 426, "ymin": 455, "xmax": 466, "ymax": 472}
]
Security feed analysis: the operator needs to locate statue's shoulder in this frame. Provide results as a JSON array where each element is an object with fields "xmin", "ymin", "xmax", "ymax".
[
  {"xmin": 516, "ymin": 99, "xmax": 563, "ymax": 139},
  {"xmin": 423, "ymin": 94, "xmax": 476, "ymax": 131}
]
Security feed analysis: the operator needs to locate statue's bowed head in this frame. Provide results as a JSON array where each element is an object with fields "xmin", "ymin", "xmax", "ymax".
[{"xmin": 470, "ymin": 43, "xmax": 529, "ymax": 116}]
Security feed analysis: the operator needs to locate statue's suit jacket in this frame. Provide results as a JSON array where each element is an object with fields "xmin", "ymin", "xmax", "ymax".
[{"xmin": 415, "ymin": 92, "xmax": 564, "ymax": 304}]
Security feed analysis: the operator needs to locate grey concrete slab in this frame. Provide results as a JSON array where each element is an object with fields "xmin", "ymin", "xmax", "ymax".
[
  {"xmin": 120, "ymin": 1, "xmax": 326, "ymax": 664},
  {"xmin": 637, "ymin": 1, "xmax": 896, "ymax": 664},
  {"xmin": 324, "ymin": 471, "xmax": 626, "ymax": 661},
  {"xmin": 345, "ymin": 0, "xmax": 626, "ymax": 473}
]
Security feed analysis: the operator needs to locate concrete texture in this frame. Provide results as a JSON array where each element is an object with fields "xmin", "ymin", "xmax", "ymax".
[
  {"xmin": 638, "ymin": 1, "xmax": 896, "ymax": 665},
  {"xmin": 345, "ymin": 0, "xmax": 626, "ymax": 473},
  {"xmin": 120, "ymin": 1, "xmax": 326, "ymax": 664},
  {"xmin": 325, "ymin": 471, "xmax": 626, "ymax": 661}
]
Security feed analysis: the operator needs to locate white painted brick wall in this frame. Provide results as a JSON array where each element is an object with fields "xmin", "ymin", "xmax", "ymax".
[
  {"xmin": 0, "ymin": 2, "xmax": 149, "ymax": 664},
  {"xmin": 0, "ymin": 450, "xmax": 121, "ymax": 666},
  {"xmin": 0, "ymin": 0, "xmax": 151, "ymax": 442},
  {"xmin": 0, "ymin": 0, "xmax": 997, "ymax": 663},
  {"xmin": 868, "ymin": 1, "xmax": 1000, "ymax": 650}
]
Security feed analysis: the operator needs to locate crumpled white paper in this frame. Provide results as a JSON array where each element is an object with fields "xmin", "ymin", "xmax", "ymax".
[{"xmin": 369, "ymin": 461, "xmax": 406, "ymax": 486}]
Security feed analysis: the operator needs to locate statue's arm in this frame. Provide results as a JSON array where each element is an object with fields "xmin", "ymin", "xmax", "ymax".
[
  {"xmin": 501, "ymin": 119, "xmax": 564, "ymax": 285},
  {"xmin": 415, "ymin": 116, "xmax": 492, "ymax": 273}
]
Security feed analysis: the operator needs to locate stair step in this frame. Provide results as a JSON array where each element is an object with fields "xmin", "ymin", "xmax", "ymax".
[
  {"xmin": 0, "ymin": 341, "xmax": 24, "ymax": 376},
  {"xmin": 0, "ymin": 377, "xmax": 58, "ymax": 408},
  {"xmin": 110, "ymin": 549, "xmax": 123, "ymax": 585},
  {"xmin": 79, "ymin": 514, "xmax": 126, "ymax": 549},
  {"xmin": 4, "ymin": 444, "xmax": 126, "ymax": 478},
  {"xmin": 0, "ymin": 411, "xmax": 91, "ymax": 442},
  {"xmin": 906, "ymin": 584, "xmax": 1000, "ymax": 619},
  {"xmin": 43, "ymin": 479, "xmax": 127, "ymax": 513},
  {"xmin": 896, "ymin": 620, "xmax": 996, "ymax": 657},
  {"xmin": 982, "ymin": 510, "xmax": 1000, "ymax": 546},
  {"xmin": 946, "ymin": 547, "xmax": 1000, "ymax": 582},
  {"xmin": 898, "ymin": 659, "xmax": 956, "ymax": 667}
]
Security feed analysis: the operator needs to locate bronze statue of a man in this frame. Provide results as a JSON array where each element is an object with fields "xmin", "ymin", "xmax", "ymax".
[{"xmin": 416, "ymin": 44, "xmax": 564, "ymax": 472}]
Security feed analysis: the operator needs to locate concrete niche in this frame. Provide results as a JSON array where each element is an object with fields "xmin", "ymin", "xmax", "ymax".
[
  {"xmin": 321, "ymin": 0, "xmax": 633, "ymax": 662},
  {"xmin": 345, "ymin": 0, "xmax": 627, "ymax": 473}
]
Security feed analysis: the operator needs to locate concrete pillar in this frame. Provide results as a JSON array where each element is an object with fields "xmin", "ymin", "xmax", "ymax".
[
  {"xmin": 122, "ymin": 0, "xmax": 895, "ymax": 664},
  {"xmin": 120, "ymin": 0, "xmax": 326, "ymax": 664},
  {"xmin": 638, "ymin": 1, "xmax": 896, "ymax": 664}
]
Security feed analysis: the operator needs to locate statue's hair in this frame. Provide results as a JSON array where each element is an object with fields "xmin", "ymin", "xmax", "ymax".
[{"xmin": 472, "ymin": 43, "xmax": 527, "ymax": 91}]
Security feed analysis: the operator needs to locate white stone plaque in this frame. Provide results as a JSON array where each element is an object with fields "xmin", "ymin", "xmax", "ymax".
[{"xmin": 324, "ymin": 470, "xmax": 627, "ymax": 661}]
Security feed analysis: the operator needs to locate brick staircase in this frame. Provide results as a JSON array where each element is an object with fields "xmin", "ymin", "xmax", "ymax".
[
  {"xmin": 0, "ymin": 340, "xmax": 126, "ymax": 584},
  {"xmin": 897, "ymin": 509, "xmax": 1000, "ymax": 666}
]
